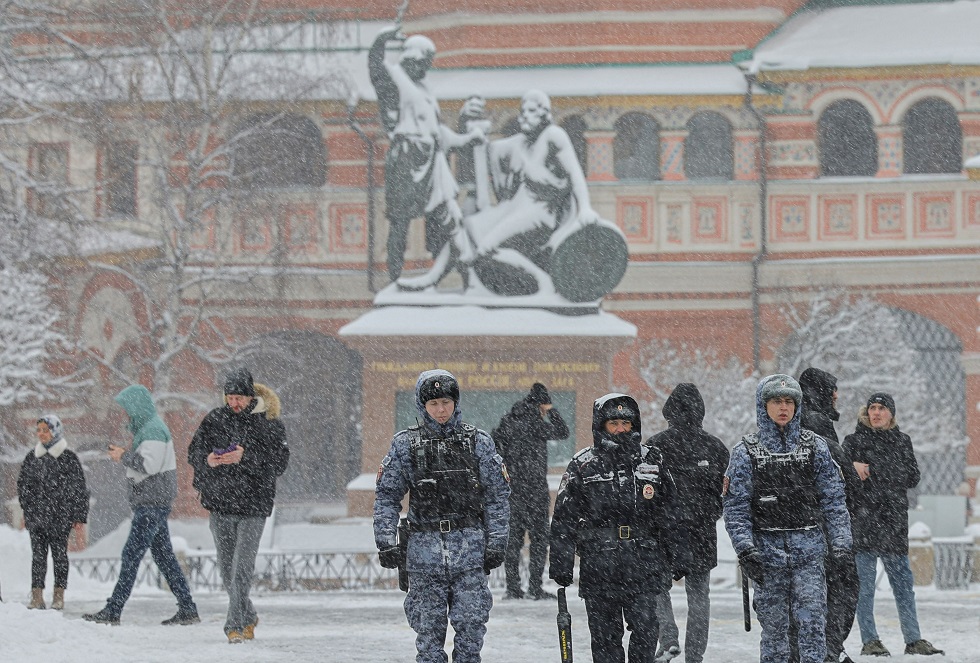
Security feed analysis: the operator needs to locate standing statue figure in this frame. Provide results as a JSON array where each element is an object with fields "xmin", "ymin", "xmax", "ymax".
[
  {"xmin": 462, "ymin": 90, "xmax": 628, "ymax": 302},
  {"xmin": 368, "ymin": 27, "xmax": 485, "ymax": 291}
]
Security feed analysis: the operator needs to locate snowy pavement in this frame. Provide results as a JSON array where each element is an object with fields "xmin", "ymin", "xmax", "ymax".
[
  {"xmin": 2, "ymin": 578, "xmax": 978, "ymax": 662},
  {"xmin": 2, "ymin": 523, "xmax": 977, "ymax": 662}
]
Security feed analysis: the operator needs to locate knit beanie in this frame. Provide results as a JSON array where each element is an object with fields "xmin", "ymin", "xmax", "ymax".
[
  {"xmin": 37, "ymin": 414, "xmax": 64, "ymax": 443},
  {"xmin": 866, "ymin": 392, "xmax": 896, "ymax": 417},
  {"xmin": 224, "ymin": 367, "xmax": 256, "ymax": 397},
  {"xmin": 528, "ymin": 382, "xmax": 551, "ymax": 405}
]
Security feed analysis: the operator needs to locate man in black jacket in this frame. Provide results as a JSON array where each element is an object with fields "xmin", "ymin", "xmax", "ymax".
[
  {"xmin": 550, "ymin": 393, "xmax": 691, "ymax": 663},
  {"xmin": 188, "ymin": 368, "xmax": 289, "ymax": 644},
  {"xmin": 493, "ymin": 382, "xmax": 569, "ymax": 599},
  {"xmin": 796, "ymin": 368, "xmax": 861, "ymax": 663},
  {"xmin": 648, "ymin": 384, "xmax": 729, "ymax": 663},
  {"xmin": 843, "ymin": 393, "xmax": 942, "ymax": 657}
]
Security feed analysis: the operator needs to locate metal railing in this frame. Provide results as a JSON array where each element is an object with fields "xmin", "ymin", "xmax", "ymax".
[
  {"xmin": 71, "ymin": 550, "xmax": 744, "ymax": 593},
  {"xmin": 70, "ymin": 550, "xmax": 510, "ymax": 592}
]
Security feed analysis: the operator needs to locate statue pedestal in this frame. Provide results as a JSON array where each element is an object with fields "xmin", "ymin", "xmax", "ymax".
[{"xmin": 339, "ymin": 306, "xmax": 636, "ymax": 517}]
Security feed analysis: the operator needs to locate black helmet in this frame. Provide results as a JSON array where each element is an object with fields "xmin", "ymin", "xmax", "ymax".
[
  {"xmin": 592, "ymin": 393, "xmax": 641, "ymax": 438},
  {"xmin": 418, "ymin": 373, "xmax": 460, "ymax": 404}
]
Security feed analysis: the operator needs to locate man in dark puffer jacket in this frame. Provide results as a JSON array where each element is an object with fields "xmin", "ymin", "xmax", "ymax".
[
  {"xmin": 188, "ymin": 367, "xmax": 289, "ymax": 644},
  {"xmin": 843, "ymin": 392, "xmax": 941, "ymax": 658}
]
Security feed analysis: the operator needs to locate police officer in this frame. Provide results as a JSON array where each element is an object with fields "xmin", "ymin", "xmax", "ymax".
[
  {"xmin": 374, "ymin": 369, "xmax": 510, "ymax": 663},
  {"xmin": 549, "ymin": 393, "xmax": 690, "ymax": 663},
  {"xmin": 724, "ymin": 374, "xmax": 852, "ymax": 663}
]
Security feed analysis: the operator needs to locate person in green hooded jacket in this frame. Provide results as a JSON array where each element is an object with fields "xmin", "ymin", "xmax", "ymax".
[{"xmin": 82, "ymin": 384, "xmax": 199, "ymax": 626}]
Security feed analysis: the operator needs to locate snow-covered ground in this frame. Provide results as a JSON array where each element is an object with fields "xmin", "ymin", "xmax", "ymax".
[{"xmin": 1, "ymin": 523, "xmax": 977, "ymax": 662}]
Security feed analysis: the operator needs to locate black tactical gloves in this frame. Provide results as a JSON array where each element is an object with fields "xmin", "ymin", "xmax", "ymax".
[
  {"xmin": 483, "ymin": 548, "xmax": 505, "ymax": 574},
  {"xmin": 738, "ymin": 547, "xmax": 766, "ymax": 584},
  {"xmin": 378, "ymin": 546, "xmax": 404, "ymax": 570}
]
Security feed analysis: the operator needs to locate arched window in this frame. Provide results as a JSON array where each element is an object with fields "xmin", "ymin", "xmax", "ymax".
[
  {"xmin": 903, "ymin": 98, "xmax": 962, "ymax": 174},
  {"xmin": 818, "ymin": 100, "xmax": 877, "ymax": 177},
  {"xmin": 559, "ymin": 115, "xmax": 588, "ymax": 176},
  {"xmin": 614, "ymin": 113, "xmax": 660, "ymax": 181},
  {"xmin": 232, "ymin": 113, "xmax": 326, "ymax": 189},
  {"xmin": 685, "ymin": 111, "xmax": 733, "ymax": 181}
]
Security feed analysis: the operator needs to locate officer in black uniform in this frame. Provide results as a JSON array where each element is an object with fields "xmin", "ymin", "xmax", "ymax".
[
  {"xmin": 374, "ymin": 369, "xmax": 510, "ymax": 663},
  {"xmin": 549, "ymin": 393, "xmax": 690, "ymax": 663}
]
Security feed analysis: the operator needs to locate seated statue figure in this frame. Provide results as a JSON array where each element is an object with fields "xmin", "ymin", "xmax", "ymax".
[{"xmin": 462, "ymin": 90, "xmax": 626, "ymax": 302}]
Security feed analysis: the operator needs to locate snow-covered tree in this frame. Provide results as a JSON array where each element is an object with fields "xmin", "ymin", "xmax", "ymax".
[
  {"xmin": 74, "ymin": 0, "xmax": 354, "ymax": 411},
  {"xmin": 0, "ymin": 1, "xmax": 97, "ymax": 452},
  {"xmin": 638, "ymin": 339, "xmax": 757, "ymax": 446},
  {"xmin": 638, "ymin": 290, "xmax": 968, "ymax": 492},
  {"xmin": 775, "ymin": 290, "xmax": 968, "ymax": 493}
]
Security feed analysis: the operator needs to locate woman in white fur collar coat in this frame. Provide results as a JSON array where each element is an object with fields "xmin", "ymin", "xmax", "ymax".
[{"xmin": 17, "ymin": 414, "xmax": 90, "ymax": 610}]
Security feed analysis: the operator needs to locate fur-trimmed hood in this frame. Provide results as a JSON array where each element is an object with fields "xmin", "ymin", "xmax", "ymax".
[
  {"xmin": 857, "ymin": 405, "xmax": 898, "ymax": 431},
  {"xmin": 225, "ymin": 382, "xmax": 281, "ymax": 419}
]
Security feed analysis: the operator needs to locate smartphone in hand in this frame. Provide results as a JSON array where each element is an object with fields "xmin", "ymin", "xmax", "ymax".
[{"xmin": 213, "ymin": 444, "xmax": 239, "ymax": 456}]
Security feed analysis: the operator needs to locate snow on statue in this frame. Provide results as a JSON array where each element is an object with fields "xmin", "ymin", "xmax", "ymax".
[{"xmin": 369, "ymin": 29, "xmax": 628, "ymax": 303}]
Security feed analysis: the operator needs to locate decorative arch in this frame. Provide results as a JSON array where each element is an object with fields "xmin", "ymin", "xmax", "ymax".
[
  {"xmin": 888, "ymin": 85, "xmax": 964, "ymax": 125},
  {"xmin": 902, "ymin": 97, "xmax": 963, "ymax": 174},
  {"xmin": 818, "ymin": 99, "xmax": 878, "ymax": 177},
  {"xmin": 238, "ymin": 331, "xmax": 362, "ymax": 501},
  {"xmin": 809, "ymin": 87, "xmax": 885, "ymax": 125},
  {"xmin": 231, "ymin": 113, "xmax": 327, "ymax": 189},
  {"xmin": 613, "ymin": 112, "xmax": 660, "ymax": 181},
  {"xmin": 684, "ymin": 111, "xmax": 734, "ymax": 181}
]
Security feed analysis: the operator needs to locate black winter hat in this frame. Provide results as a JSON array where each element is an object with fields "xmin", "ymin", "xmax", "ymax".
[
  {"xmin": 528, "ymin": 382, "xmax": 551, "ymax": 405},
  {"xmin": 223, "ymin": 367, "xmax": 255, "ymax": 397},
  {"xmin": 867, "ymin": 392, "xmax": 895, "ymax": 417},
  {"xmin": 419, "ymin": 373, "xmax": 459, "ymax": 404}
]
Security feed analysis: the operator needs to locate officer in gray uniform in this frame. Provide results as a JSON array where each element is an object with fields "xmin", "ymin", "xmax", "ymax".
[
  {"xmin": 724, "ymin": 374, "xmax": 852, "ymax": 663},
  {"xmin": 374, "ymin": 369, "xmax": 511, "ymax": 663}
]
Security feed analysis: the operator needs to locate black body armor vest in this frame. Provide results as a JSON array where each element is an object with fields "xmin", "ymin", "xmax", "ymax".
[
  {"xmin": 408, "ymin": 423, "xmax": 484, "ymax": 530},
  {"xmin": 745, "ymin": 430, "xmax": 821, "ymax": 531}
]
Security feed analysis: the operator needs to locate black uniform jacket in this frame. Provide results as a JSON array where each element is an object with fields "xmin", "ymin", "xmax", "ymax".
[{"xmin": 550, "ymin": 441, "xmax": 691, "ymax": 598}]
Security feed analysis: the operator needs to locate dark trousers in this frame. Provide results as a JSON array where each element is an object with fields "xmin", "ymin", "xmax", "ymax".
[
  {"xmin": 584, "ymin": 592, "xmax": 660, "ymax": 663},
  {"xmin": 29, "ymin": 526, "xmax": 71, "ymax": 589},
  {"xmin": 105, "ymin": 506, "xmax": 196, "ymax": 617},
  {"xmin": 504, "ymin": 498, "xmax": 549, "ymax": 594},
  {"xmin": 210, "ymin": 513, "xmax": 265, "ymax": 634},
  {"xmin": 826, "ymin": 555, "xmax": 859, "ymax": 659},
  {"xmin": 789, "ymin": 556, "xmax": 859, "ymax": 662},
  {"xmin": 655, "ymin": 570, "xmax": 712, "ymax": 663}
]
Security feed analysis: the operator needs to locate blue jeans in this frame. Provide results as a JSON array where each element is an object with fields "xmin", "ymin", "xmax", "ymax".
[
  {"xmin": 855, "ymin": 551, "xmax": 921, "ymax": 645},
  {"xmin": 105, "ymin": 506, "xmax": 196, "ymax": 617}
]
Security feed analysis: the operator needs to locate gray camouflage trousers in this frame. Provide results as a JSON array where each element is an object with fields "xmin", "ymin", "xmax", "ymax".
[
  {"xmin": 754, "ymin": 561, "xmax": 827, "ymax": 663},
  {"xmin": 405, "ymin": 567, "xmax": 493, "ymax": 663}
]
